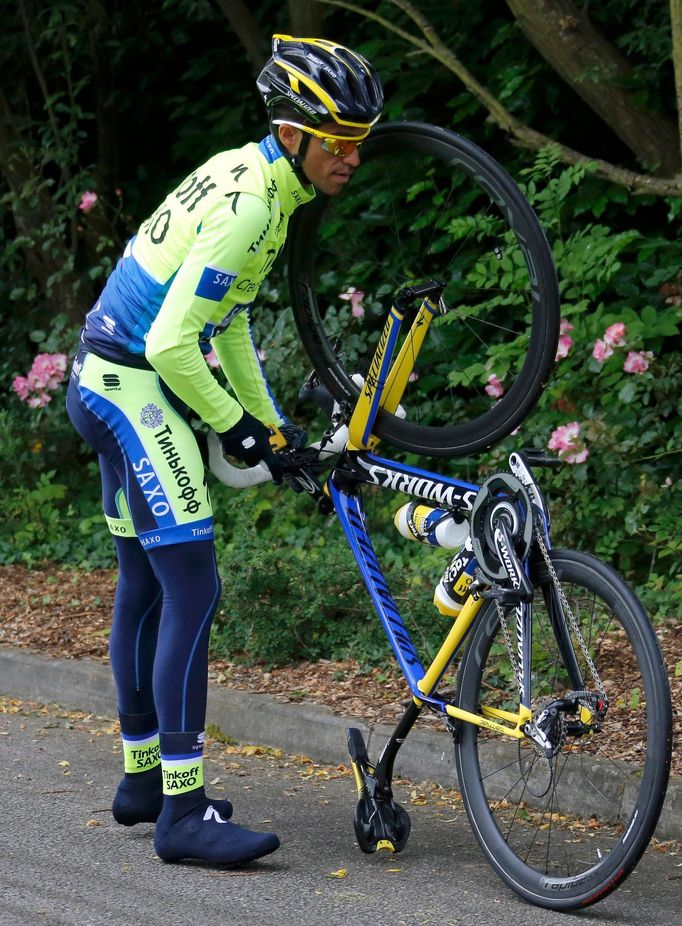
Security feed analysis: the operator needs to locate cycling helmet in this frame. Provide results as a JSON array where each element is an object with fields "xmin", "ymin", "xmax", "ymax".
[{"xmin": 257, "ymin": 34, "xmax": 384, "ymax": 129}]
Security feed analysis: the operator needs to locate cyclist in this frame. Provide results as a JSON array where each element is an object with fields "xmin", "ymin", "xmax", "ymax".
[{"xmin": 66, "ymin": 34, "xmax": 383, "ymax": 865}]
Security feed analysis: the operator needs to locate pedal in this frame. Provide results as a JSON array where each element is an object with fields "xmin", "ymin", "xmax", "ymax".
[{"xmin": 346, "ymin": 727, "xmax": 411, "ymax": 855}]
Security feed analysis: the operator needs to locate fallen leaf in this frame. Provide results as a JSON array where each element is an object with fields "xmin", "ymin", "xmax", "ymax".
[
  {"xmin": 328, "ymin": 869, "xmax": 347, "ymax": 879},
  {"xmin": 85, "ymin": 819, "xmax": 101, "ymax": 827},
  {"xmin": 58, "ymin": 760, "xmax": 70, "ymax": 767}
]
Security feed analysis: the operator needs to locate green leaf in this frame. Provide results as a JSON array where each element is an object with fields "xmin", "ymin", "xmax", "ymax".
[
  {"xmin": 618, "ymin": 381, "xmax": 636, "ymax": 403},
  {"xmin": 675, "ymin": 661, "xmax": 682, "ymax": 678}
]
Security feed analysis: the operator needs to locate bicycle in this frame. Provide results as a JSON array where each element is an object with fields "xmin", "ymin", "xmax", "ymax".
[{"xmin": 208, "ymin": 124, "xmax": 672, "ymax": 911}]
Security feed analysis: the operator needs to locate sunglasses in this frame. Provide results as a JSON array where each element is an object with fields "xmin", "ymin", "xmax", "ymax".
[{"xmin": 272, "ymin": 120, "xmax": 370, "ymax": 157}]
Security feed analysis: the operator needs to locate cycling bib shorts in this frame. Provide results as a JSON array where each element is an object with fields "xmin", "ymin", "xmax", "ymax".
[{"xmin": 67, "ymin": 349, "xmax": 212, "ymax": 549}]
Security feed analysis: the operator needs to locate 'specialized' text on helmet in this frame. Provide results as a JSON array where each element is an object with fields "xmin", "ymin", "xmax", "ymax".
[{"xmin": 257, "ymin": 34, "xmax": 384, "ymax": 130}]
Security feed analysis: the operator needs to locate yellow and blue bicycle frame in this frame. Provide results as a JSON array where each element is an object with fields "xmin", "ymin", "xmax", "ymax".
[{"xmin": 327, "ymin": 282, "xmax": 537, "ymax": 739}]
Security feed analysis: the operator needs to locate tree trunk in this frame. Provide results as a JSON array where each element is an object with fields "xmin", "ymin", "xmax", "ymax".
[
  {"xmin": 212, "ymin": 0, "xmax": 269, "ymax": 73},
  {"xmin": 288, "ymin": 0, "xmax": 325, "ymax": 36},
  {"xmin": 506, "ymin": 0, "xmax": 680, "ymax": 175},
  {"xmin": 672, "ymin": 0, "xmax": 682, "ymax": 165}
]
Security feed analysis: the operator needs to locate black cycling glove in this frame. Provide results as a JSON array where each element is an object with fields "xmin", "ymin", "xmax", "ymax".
[
  {"xmin": 217, "ymin": 410, "xmax": 283, "ymax": 484},
  {"xmin": 278, "ymin": 422, "xmax": 308, "ymax": 450}
]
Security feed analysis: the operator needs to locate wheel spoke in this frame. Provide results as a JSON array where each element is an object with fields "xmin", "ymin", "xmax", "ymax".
[
  {"xmin": 455, "ymin": 549, "xmax": 671, "ymax": 907},
  {"xmin": 288, "ymin": 122, "xmax": 559, "ymax": 456}
]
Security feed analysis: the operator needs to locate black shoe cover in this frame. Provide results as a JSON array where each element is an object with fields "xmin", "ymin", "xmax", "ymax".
[{"xmin": 154, "ymin": 800, "xmax": 279, "ymax": 864}]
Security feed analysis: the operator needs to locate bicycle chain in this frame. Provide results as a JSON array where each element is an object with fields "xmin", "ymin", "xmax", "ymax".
[
  {"xmin": 492, "ymin": 517, "xmax": 607, "ymax": 707},
  {"xmin": 533, "ymin": 516, "xmax": 607, "ymax": 702},
  {"xmin": 494, "ymin": 600, "xmax": 522, "ymax": 698}
]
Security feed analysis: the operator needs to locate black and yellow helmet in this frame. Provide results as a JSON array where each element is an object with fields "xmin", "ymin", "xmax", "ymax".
[{"xmin": 257, "ymin": 34, "xmax": 384, "ymax": 129}]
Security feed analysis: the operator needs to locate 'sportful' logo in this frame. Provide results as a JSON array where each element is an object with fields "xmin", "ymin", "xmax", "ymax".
[
  {"xmin": 102, "ymin": 373, "xmax": 121, "ymax": 390},
  {"xmin": 140, "ymin": 403, "xmax": 164, "ymax": 429}
]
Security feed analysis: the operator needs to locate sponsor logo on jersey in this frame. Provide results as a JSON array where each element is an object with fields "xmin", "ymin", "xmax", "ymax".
[
  {"xmin": 102, "ymin": 373, "xmax": 121, "ymax": 391},
  {"xmin": 140, "ymin": 403, "xmax": 164, "ymax": 429},
  {"xmin": 153, "ymin": 423, "xmax": 203, "ymax": 515},
  {"xmin": 132, "ymin": 456, "xmax": 171, "ymax": 518},
  {"xmin": 195, "ymin": 265, "xmax": 238, "ymax": 301}
]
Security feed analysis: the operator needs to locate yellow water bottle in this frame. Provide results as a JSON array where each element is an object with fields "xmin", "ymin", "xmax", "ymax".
[{"xmin": 433, "ymin": 539, "xmax": 477, "ymax": 617}]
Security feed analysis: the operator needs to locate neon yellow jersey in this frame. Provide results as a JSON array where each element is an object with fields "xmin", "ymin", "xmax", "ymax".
[{"xmin": 82, "ymin": 136, "xmax": 315, "ymax": 431}]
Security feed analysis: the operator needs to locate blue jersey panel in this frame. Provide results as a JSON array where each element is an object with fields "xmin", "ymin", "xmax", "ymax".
[{"xmin": 83, "ymin": 237, "xmax": 173, "ymax": 358}]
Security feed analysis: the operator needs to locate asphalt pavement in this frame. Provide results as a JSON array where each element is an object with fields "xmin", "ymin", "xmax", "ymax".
[{"xmin": 2, "ymin": 694, "xmax": 681, "ymax": 926}]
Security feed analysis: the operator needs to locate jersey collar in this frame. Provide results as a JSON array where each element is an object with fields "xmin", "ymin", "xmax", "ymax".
[{"xmin": 257, "ymin": 134, "xmax": 315, "ymax": 215}]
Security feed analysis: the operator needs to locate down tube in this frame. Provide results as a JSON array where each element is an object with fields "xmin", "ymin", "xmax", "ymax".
[{"xmin": 329, "ymin": 481, "xmax": 425, "ymax": 688}]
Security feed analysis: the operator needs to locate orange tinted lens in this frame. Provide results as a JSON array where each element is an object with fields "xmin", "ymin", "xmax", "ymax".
[{"xmin": 321, "ymin": 137, "xmax": 362, "ymax": 157}]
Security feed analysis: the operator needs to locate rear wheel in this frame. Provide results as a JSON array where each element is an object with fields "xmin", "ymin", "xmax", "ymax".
[
  {"xmin": 455, "ymin": 549, "xmax": 672, "ymax": 910},
  {"xmin": 288, "ymin": 121, "xmax": 560, "ymax": 456}
]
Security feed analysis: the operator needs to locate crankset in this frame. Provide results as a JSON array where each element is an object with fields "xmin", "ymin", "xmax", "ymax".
[
  {"xmin": 347, "ymin": 728, "xmax": 411, "ymax": 854},
  {"xmin": 470, "ymin": 472, "xmax": 534, "ymax": 591}
]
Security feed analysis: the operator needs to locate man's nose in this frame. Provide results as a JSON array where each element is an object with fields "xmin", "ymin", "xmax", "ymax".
[{"xmin": 342, "ymin": 147, "xmax": 361, "ymax": 168}]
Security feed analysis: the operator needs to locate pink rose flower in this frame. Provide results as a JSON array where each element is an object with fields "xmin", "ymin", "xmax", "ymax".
[
  {"xmin": 559, "ymin": 319, "xmax": 574, "ymax": 336},
  {"xmin": 204, "ymin": 349, "xmax": 220, "ymax": 369},
  {"xmin": 565, "ymin": 446, "xmax": 589, "ymax": 464},
  {"xmin": 408, "ymin": 370, "xmax": 419, "ymax": 383},
  {"xmin": 27, "ymin": 368, "xmax": 48, "ymax": 390},
  {"xmin": 548, "ymin": 421, "xmax": 580, "ymax": 453},
  {"xmin": 547, "ymin": 421, "xmax": 588, "ymax": 464},
  {"xmin": 257, "ymin": 348, "xmax": 267, "ymax": 362},
  {"xmin": 339, "ymin": 287, "xmax": 365, "ymax": 319},
  {"xmin": 623, "ymin": 350, "xmax": 653, "ymax": 374},
  {"xmin": 484, "ymin": 374, "xmax": 504, "ymax": 398},
  {"xmin": 12, "ymin": 376, "xmax": 29, "ymax": 401},
  {"xmin": 592, "ymin": 339, "xmax": 613, "ymax": 363},
  {"xmin": 78, "ymin": 191, "xmax": 98, "ymax": 212},
  {"xmin": 604, "ymin": 322, "xmax": 626, "ymax": 346},
  {"xmin": 27, "ymin": 392, "xmax": 51, "ymax": 408},
  {"xmin": 12, "ymin": 352, "xmax": 70, "ymax": 408},
  {"xmin": 555, "ymin": 334, "xmax": 573, "ymax": 361}
]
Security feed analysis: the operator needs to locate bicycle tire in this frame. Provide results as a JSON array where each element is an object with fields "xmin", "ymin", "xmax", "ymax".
[
  {"xmin": 288, "ymin": 122, "xmax": 560, "ymax": 457},
  {"xmin": 454, "ymin": 549, "xmax": 672, "ymax": 911}
]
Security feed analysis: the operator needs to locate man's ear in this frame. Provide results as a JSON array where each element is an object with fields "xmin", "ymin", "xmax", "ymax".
[{"xmin": 277, "ymin": 123, "xmax": 301, "ymax": 156}]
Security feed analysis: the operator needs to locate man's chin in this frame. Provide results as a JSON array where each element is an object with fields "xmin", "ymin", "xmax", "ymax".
[{"xmin": 323, "ymin": 174, "xmax": 353, "ymax": 196}]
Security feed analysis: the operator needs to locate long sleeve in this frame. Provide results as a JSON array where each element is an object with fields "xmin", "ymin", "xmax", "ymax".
[
  {"xmin": 144, "ymin": 193, "xmax": 271, "ymax": 432},
  {"xmin": 211, "ymin": 310, "xmax": 283, "ymax": 425}
]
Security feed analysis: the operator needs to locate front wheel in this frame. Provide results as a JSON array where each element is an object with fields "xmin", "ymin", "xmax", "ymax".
[
  {"xmin": 288, "ymin": 121, "xmax": 560, "ymax": 457},
  {"xmin": 454, "ymin": 549, "xmax": 672, "ymax": 911}
]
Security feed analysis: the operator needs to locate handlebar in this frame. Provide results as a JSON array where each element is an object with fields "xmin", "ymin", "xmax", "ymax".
[
  {"xmin": 208, "ymin": 372, "xmax": 405, "ymax": 491},
  {"xmin": 206, "ymin": 426, "xmax": 347, "ymax": 489}
]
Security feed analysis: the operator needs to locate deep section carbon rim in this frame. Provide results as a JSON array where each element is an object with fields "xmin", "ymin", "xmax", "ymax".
[
  {"xmin": 455, "ymin": 549, "xmax": 672, "ymax": 910},
  {"xmin": 288, "ymin": 122, "xmax": 560, "ymax": 456}
]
